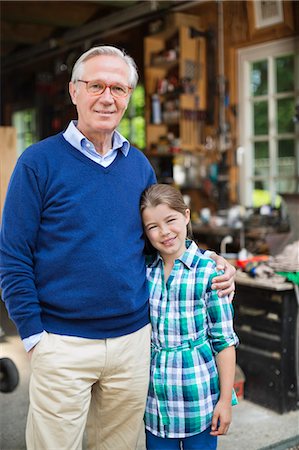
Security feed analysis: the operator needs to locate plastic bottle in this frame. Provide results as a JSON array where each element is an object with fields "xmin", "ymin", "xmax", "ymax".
[{"xmin": 152, "ymin": 94, "xmax": 162, "ymax": 124}]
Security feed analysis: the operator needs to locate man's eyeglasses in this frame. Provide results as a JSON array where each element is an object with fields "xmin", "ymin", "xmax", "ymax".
[{"xmin": 77, "ymin": 80, "xmax": 132, "ymax": 98}]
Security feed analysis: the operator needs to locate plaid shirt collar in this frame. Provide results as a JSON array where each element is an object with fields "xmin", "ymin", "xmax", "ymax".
[{"xmin": 147, "ymin": 240, "xmax": 202, "ymax": 270}]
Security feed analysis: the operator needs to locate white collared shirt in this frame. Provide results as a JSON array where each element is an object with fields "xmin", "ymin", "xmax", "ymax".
[{"xmin": 63, "ymin": 120, "xmax": 130, "ymax": 167}]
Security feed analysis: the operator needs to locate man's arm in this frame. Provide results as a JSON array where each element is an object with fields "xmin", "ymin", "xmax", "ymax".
[
  {"xmin": 0, "ymin": 158, "xmax": 44, "ymax": 340},
  {"xmin": 208, "ymin": 252, "xmax": 236, "ymax": 300}
]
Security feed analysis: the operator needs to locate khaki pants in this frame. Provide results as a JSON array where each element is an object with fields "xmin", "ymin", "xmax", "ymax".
[{"xmin": 26, "ymin": 325, "xmax": 151, "ymax": 450}]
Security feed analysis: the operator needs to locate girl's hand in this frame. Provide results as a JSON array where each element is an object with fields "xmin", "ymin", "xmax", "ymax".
[
  {"xmin": 210, "ymin": 253, "xmax": 236, "ymax": 301},
  {"xmin": 210, "ymin": 400, "xmax": 232, "ymax": 436}
]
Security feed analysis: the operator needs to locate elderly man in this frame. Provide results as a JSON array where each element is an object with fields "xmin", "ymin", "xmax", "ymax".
[{"xmin": 0, "ymin": 46, "xmax": 235, "ymax": 450}]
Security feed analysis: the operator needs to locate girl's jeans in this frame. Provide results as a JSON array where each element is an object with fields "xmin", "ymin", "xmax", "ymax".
[{"xmin": 145, "ymin": 427, "xmax": 217, "ymax": 450}]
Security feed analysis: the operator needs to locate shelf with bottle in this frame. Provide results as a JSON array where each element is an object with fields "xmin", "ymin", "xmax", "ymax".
[
  {"xmin": 149, "ymin": 95, "xmax": 204, "ymax": 153},
  {"xmin": 151, "ymin": 95, "xmax": 180, "ymax": 126},
  {"xmin": 148, "ymin": 93, "xmax": 206, "ymax": 152},
  {"xmin": 150, "ymin": 73, "xmax": 203, "ymax": 128},
  {"xmin": 144, "ymin": 12, "xmax": 207, "ymax": 155}
]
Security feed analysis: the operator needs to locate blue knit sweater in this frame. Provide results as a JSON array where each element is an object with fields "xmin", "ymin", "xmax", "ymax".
[{"xmin": 0, "ymin": 133, "xmax": 156, "ymax": 340}]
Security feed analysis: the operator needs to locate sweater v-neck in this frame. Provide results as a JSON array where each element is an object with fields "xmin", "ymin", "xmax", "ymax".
[{"xmin": 60, "ymin": 134, "xmax": 126, "ymax": 173}]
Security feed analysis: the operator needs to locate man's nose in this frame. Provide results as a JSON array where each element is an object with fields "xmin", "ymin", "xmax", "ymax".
[{"xmin": 100, "ymin": 86, "xmax": 114, "ymax": 101}]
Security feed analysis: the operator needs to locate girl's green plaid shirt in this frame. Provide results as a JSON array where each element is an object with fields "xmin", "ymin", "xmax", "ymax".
[{"xmin": 145, "ymin": 240, "xmax": 239, "ymax": 439}]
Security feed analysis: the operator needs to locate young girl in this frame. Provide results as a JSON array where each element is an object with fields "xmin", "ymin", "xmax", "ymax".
[{"xmin": 140, "ymin": 184, "xmax": 239, "ymax": 450}]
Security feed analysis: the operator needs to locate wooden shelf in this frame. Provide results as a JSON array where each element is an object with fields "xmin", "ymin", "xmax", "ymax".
[
  {"xmin": 144, "ymin": 13, "xmax": 207, "ymax": 157},
  {"xmin": 150, "ymin": 59, "xmax": 178, "ymax": 70}
]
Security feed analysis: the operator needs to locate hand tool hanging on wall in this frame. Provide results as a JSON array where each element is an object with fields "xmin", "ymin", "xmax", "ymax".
[{"xmin": 189, "ymin": 27, "xmax": 215, "ymax": 125}]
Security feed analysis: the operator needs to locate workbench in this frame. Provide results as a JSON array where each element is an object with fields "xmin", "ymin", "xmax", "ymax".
[{"xmin": 234, "ymin": 273, "xmax": 299, "ymax": 413}]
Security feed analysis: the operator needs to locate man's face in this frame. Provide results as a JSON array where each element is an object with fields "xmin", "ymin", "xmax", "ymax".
[{"xmin": 69, "ymin": 55, "xmax": 131, "ymax": 139}]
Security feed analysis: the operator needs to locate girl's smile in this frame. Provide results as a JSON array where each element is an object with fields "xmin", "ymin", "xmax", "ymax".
[{"xmin": 162, "ymin": 236, "xmax": 176, "ymax": 246}]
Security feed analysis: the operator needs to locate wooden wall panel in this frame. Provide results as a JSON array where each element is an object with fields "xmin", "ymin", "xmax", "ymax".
[{"xmin": 0, "ymin": 127, "xmax": 17, "ymax": 220}]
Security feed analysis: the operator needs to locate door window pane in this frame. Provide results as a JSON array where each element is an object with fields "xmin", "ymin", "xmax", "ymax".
[
  {"xmin": 277, "ymin": 178, "xmax": 296, "ymax": 193},
  {"xmin": 251, "ymin": 60, "xmax": 268, "ymax": 96},
  {"xmin": 277, "ymin": 98, "xmax": 295, "ymax": 133},
  {"xmin": 254, "ymin": 141, "xmax": 269, "ymax": 176},
  {"xmin": 253, "ymin": 101, "xmax": 268, "ymax": 135},
  {"xmin": 254, "ymin": 179, "xmax": 269, "ymax": 191},
  {"xmin": 278, "ymin": 139, "xmax": 295, "ymax": 176},
  {"xmin": 276, "ymin": 55, "xmax": 294, "ymax": 93}
]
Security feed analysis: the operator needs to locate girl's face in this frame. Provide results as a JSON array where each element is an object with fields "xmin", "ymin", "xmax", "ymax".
[{"xmin": 142, "ymin": 203, "xmax": 190, "ymax": 263}]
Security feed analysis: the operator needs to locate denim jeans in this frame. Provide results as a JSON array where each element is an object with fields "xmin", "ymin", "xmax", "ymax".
[{"xmin": 145, "ymin": 427, "xmax": 217, "ymax": 450}]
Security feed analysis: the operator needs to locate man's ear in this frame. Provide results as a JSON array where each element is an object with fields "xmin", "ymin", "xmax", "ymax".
[{"xmin": 69, "ymin": 81, "xmax": 77, "ymax": 105}]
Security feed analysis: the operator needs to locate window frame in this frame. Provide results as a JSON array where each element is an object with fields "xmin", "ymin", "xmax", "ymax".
[{"xmin": 238, "ymin": 37, "xmax": 299, "ymax": 207}]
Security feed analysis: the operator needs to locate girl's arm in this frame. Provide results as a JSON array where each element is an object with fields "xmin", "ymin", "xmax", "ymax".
[
  {"xmin": 204, "ymin": 262, "xmax": 239, "ymax": 436},
  {"xmin": 210, "ymin": 345, "xmax": 236, "ymax": 436}
]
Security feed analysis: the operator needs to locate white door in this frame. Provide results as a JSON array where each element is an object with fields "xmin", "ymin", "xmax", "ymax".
[{"xmin": 238, "ymin": 37, "xmax": 299, "ymax": 207}]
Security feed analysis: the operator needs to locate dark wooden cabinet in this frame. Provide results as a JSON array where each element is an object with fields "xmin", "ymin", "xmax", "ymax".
[{"xmin": 234, "ymin": 276, "xmax": 299, "ymax": 413}]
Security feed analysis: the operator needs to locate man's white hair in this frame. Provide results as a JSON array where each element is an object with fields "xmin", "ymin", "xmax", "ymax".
[{"xmin": 71, "ymin": 45, "xmax": 138, "ymax": 88}]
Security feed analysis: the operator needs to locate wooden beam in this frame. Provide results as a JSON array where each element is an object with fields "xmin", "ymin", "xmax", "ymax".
[
  {"xmin": 1, "ymin": 21, "xmax": 53, "ymax": 45},
  {"xmin": 1, "ymin": 1, "xmax": 196, "ymax": 70},
  {"xmin": 2, "ymin": 1, "xmax": 100, "ymax": 28}
]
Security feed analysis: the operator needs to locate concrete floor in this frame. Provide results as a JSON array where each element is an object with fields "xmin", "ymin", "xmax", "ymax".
[{"xmin": 1, "ymin": 307, "xmax": 298, "ymax": 450}]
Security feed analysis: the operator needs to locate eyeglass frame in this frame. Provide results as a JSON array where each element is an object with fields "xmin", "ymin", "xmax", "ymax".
[{"xmin": 76, "ymin": 79, "xmax": 133, "ymax": 98}]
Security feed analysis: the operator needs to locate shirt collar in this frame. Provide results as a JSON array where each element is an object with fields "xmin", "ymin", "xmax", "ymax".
[
  {"xmin": 63, "ymin": 120, "xmax": 130, "ymax": 156},
  {"xmin": 147, "ymin": 240, "xmax": 201, "ymax": 270}
]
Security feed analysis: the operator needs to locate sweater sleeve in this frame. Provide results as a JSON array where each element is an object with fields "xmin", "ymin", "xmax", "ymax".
[{"xmin": 0, "ymin": 159, "xmax": 44, "ymax": 339}]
